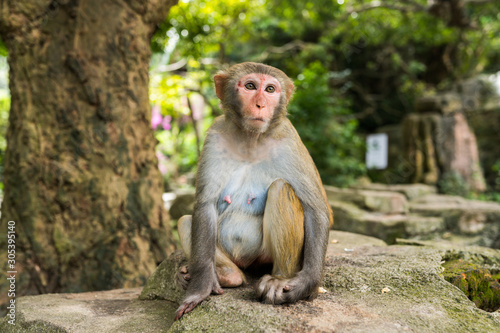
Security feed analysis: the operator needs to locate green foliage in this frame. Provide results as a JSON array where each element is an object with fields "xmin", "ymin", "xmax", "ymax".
[
  {"xmin": 0, "ymin": 38, "xmax": 7, "ymax": 57},
  {"xmin": 0, "ymin": 57, "xmax": 9, "ymax": 192},
  {"xmin": 438, "ymin": 172, "xmax": 470, "ymax": 197},
  {"xmin": 288, "ymin": 62, "xmax": 365, "ymax": 186},
  {"xmin": 472, "ymin": 161, "xmax": 500, "ymax": 204},
  {"xmin": 152, "ymin": 0, "xmax": 268, "ymax": 63},
  {"xmin": 148, "ymin": 0, "xmax": 500, "ymax": 188},
  {"xmin": 493, "ymin": 160, "xmax": 500, "ymax": 192},
  {"xmin": 151, "ymin": 0, "xmax": 370, "ymax": 186},
  {"xmin": 149, "ymin": 66, "xmax": 216, "ymax": 187}
]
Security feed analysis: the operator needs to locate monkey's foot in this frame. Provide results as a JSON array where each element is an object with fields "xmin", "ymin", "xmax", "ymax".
[
  {"xmin": 175, "ymin": 283, "xmax": 223, "ymax": 321},
  {"xmin": 176, "ymin": 265, "xmax": 190, "ymax": 290},
  {"xmin": 176, "ymin": 265, "xmax": 243, "ymax": 289},
  {"xmin": 255, "ymin": 274, "xmax": 295, "ymax": 305},
  {"xmin": 175, "ymin": 299, "xmax": 201, "ymax": 321}
]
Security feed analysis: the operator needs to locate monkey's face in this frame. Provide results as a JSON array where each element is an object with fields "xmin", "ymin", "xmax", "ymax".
[{"xmin": 236, "ymin": 73, "xmax": 282, "ymax": 133}]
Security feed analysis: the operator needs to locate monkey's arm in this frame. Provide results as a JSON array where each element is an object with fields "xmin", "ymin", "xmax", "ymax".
[
  {"xmin": 175, "ymin": 133, "xmax": 224, "ymax": 320},
  {"xmin": 292, "ymin": 199, "xmax": 331, "ymax": 298},
  {"xmin": 257, "ymin": 126, "xmax": 332, "ymax": 304},
  {"xmin": 174, "ymin": 201, "xmax": 222, "ymax": 320},
  {"xmin": 289, "ymin": 136, "xmax": 332, "ymax": 300}
]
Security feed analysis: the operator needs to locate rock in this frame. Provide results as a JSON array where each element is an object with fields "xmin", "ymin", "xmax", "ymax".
[
  {"xmin": 402, "ymin": 111, "xmax": 486, "ymax": 192},
  {"xmin": 330, "ymin": 200, "xmax": 444, "ymax": 243},
  {"xmin": 0, "ymin": 288, "xmax": 177, "ymax": 332},
  {"xmin": 458, "ymin": 74, "xmax": 500, "ymax": 113},
  {"xmin": 330, "ymin": 200, "xmax": 406, "ymax": 244},
  {"xmin": 168, "ymin": 190, "xmax": 195, "ymax": 220},
  {"xmin": 467, "ymin": 106, "xmax": 500, "ymax": 191},
  {"xmin": 6, "ymin": 231, "xmax": 500, "ymax": 332},
  {"xmin": 140, "ymin": 251, "xmax": 186, "ymax": 304},
  {"xmin": 325, "ymin": 186, "xmax": 409, "ymax": 214},
  {"xmin": 409, "ymin": 194, "xmax": 500, "ymax": 247},
  {"xmin": 416, "ymin": 93, "xmax": 462, "ymax": 115},
  {"xmin": 351, "ymin": 182, "xmax": 437, "ymax": 200},
  {"xmin": 395, "ymin": 238, "xmax": 500, "ymax": 270},
  {"xmin": 405, "ymin": 215, "xmax": 445, "ymax": 236}
]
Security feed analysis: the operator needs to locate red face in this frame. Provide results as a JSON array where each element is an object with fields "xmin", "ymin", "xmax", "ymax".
[{"xmin": 236, "ymin": 73, "xmax": 282, "ymax": 133}]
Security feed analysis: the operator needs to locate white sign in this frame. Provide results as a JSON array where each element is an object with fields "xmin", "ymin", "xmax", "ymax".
[{"xmin": 366, "ymin": 133, "xmax": 388, "ymax": 170}]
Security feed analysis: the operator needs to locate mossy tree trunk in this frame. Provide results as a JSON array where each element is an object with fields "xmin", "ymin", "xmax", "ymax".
[
  {"xmin": 0, "ymin": 0, "xmax": 177, "ymax": 295},
  {"xmin": 403, "ymin": 94, "xmax": 486, "ymax": 192}
]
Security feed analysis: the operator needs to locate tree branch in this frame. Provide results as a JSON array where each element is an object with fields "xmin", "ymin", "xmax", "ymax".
[
  {"xmin": 345, "ymin": 0, "xmax": 426, "ymax": 15},
  {"xmin": 256, "ymin": 40, "xmax": 308, "ymax": 62}
]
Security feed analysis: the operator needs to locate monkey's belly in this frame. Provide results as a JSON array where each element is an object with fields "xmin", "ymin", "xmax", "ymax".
[{"xmin": 218, "ymin": 212, "xmax": 264, "ymax": 267}]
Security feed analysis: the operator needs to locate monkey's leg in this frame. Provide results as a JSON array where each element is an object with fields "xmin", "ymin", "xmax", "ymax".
[
  {"xmin": 177, "ymin": 215, "xmax": 245, "ymax": 288},
  {"xmin": 257, "ymin": 179, "xmax": 305, "ymax": 303}
]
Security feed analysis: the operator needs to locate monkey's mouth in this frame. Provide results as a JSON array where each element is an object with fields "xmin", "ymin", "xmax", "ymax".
[{"xmin": 248, "ymin": 117, "xmax": 266, "ymax": 123}]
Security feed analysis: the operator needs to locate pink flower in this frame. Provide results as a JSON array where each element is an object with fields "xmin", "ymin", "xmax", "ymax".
[
  {"xmin": 156, "ymin": 150, "xmax": 166, "ymax": 161},
  {"xmin": 158, "ymin": 163, "xmax": 168, "ymax": 175},
  {"xmin": 162, "ymin": 115, "xmax": 172, "ymax": 131},
  {"xmin": 151, "ymin": 105, "xmax": 162, "ymax": 130}
]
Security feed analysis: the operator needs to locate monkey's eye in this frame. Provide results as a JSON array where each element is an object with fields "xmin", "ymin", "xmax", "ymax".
[
  {"xmin": 245, "ymin": 82, "xmax": 256, "ymax": 90},
  {"xmin": 265, "ymin": 86, "xmax": 275, "ymax": 93}
]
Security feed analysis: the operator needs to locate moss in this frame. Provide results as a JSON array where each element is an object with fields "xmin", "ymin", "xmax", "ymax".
[{"xmin": 443, "ymin": 259, "xmax": 500, "ymax": 312}]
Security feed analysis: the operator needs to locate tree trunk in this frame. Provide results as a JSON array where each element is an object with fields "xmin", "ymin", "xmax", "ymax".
[
  {"xmin": 0, "ymin": 0, "xmax": 177, "ymax": 295},
  {"xmin": 403, "ymin": 94, "xmax": 486, "ymax": 192}
]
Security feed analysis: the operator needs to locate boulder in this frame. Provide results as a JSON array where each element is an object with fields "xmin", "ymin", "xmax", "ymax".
[
  {"xmin": 325, "ymin": 186, "xmax": 409, "ymax": 214},
  {"xmin": 415, "ymin": 93, "xmax": 463, "ymax": 115},
  {"xmin": 409, "ymin": 194, "xmax": 500, "ymax": 247},
  {"xmin": 405, "ymin": 215, "xmax": 445, "ymax": 237},
  {"xmin": 168, "ymin": 190, "xmax": 195, "ymax": 220},
  {"xmin": 330, "ymin": 200, "xmax": 444, "ymax": 244},
  {"xmin": 5, "ymin": 232, "xmax": 500, "ymax": 332}
]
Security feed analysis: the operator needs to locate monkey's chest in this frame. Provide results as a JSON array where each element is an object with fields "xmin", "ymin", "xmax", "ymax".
[
  {"xmin": 216, "ymin": 167, "xmax": 275, "ymax": 265},
  {"xmin": 216, "ymin": 164, "xmax": 273, "ymax": 216}
]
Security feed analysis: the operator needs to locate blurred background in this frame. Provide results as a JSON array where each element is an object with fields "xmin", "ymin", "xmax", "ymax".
[
  {"xmin": 0, "ymin": 0, "xmax": 499, "ymax": 309},
  {"xmin": 149, "ymin": 0, "xmax": 500, "ymax": 195}
]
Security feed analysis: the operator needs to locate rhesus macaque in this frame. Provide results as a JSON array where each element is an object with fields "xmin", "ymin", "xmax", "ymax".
[{"xmin": 175, "ymin": 62, "xmax": 333, "ymax": 320}]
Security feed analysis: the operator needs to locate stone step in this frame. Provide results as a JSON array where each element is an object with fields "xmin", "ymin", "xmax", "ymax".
[
  {"xmin": 330, "ymin": 200, "xmax": 444, "ymax": 244},
  {"xmin": 325, "ymin": 185, "xmax": 409, "ymax": 215},
  {"xmin": 409, "ymin": 194, "xmax": 500, "ymax": 247},
  {"xmin": 351, "ymin": 182, "xmax": 437, "ymax": 200}
]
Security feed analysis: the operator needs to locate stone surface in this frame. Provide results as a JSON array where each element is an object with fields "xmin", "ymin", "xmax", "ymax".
[
  {"xmin": 2, "ymin": 231, "xmax": 500, "ymax": 332},
  {"xmin": 325, "ymin": 185, "xmax": 409, "ymax": 214},
  {"xmin": 415, "ymin": 93, "xmax": 463, "ymax": 115},
  {"xmin": 467, "ymin": 107, "xmax": 500, "ymax": 190},
  {"xmin": 404, "ymin": 215, "xmax": 445, "ymax": 236},
  {"xmin": 351, "ymin": 182, "xmax": 438, "ymax": 201},
  {"xmin": 168, "ymin": 190, "xmax": 195, "ymax": 220},
  {"xmin": 409, "ymin": 194, "xmax": 500, "ymax": 247},
  {"xmin": 330, "ymin": 200, "xmax": 444, "ymax": 244},
  {"xmin": 0, "ymin": 288, "xmax": 177, "ymax": 333},
  {"xmin": 0, "ymin": 232, "xmax": 500, "ymax": 332},
  {"xmin": 401, "ymin": 110, "xmax": 486, "ymax": 191},
  {"xmin": 395, "ymin": 238, "xmax": 500, "ymax": 271}
]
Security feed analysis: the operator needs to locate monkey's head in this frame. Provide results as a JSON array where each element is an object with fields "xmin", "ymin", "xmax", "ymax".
[{"xmin": 214, "ymin": 62, "xmax": 294, "ymax": 134}]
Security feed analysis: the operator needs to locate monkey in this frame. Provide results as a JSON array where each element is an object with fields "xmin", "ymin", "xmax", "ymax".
[{"xmin": 174, "ymin": 62, "xmax": 333, "ymax": 320}]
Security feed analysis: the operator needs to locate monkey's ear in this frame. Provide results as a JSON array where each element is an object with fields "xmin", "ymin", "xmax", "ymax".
[
  {"xmin": 286, "ymin": 82, "xmax": 295, "ymax": 105},
  {"xmin": 214, "ymin": 74, "xmax": 228, "ymax": 100}
]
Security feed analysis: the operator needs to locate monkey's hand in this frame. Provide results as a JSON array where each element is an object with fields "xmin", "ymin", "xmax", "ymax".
[
  {"xmin": 174, "ymin": 274, "xmax": 223, "ymax": 321},
  {"xmin": 256, "ymin": 273, "xmax": 318, "ymax": 305},
  {"xmin": 176, "ymin": 265, "xmax": 190, "ymax": 290}
]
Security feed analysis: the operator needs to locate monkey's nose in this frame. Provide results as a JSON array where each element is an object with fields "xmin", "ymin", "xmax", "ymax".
[{"xmin": 256, "ymin": 103, "xmax": 265, "ymax": 109}]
